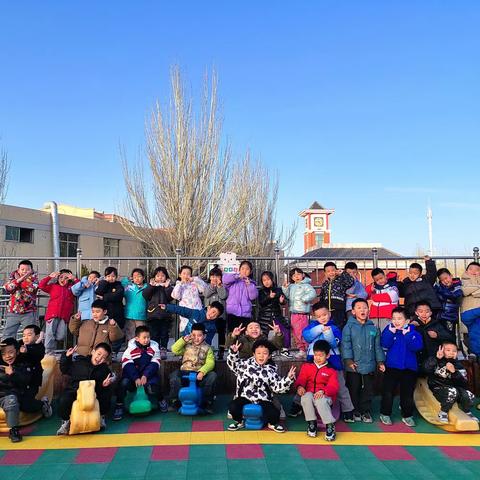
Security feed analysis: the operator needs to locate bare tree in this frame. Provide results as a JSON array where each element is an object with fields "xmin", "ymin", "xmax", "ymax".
[
  {"xmin": 0, "ymin": 143, "xmax": 9, "ymax": 205},
  {"xmin": 120, "ymin": 67, "xmax": 294, "ymax": 268}
]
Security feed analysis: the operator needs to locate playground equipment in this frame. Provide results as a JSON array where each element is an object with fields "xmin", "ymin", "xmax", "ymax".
[
  {"xmin": 178, "ymin": 372, "xmax": 203, "ymax": 415},
  {"xmin": 69, "ymin": 380, "xmax": 101, "ymax": 435},
  {"xmin": 129, "ymin": 386, "xmax": 153, "ymax": 415},
  {"xmin": 243, "ymin": 403, "xmax": 264, "ymax": 430}
]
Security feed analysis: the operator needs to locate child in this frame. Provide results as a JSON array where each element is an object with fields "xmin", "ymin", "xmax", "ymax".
[
  {"xmin": 411, "ymin": 301, "xmax": 453, "ymax": 369},
  {"xmin": 172, "ymin": 265, "xmax": 207, "ymax": 334},
  {"xmin": 2, "ymin": 260, "xmax": 39, "ymax": 340},
  {"xmin": 168, "ymin": 323, "xmax": 217, "ymax": 413},
  {"xmin": 460, "ymin": 262, "xmax": 480, "ymax": 358},
  {"xmin": 434, "ymin": 268, "xmax": 463, "ymax": 340},
  {"xmin": 318, "ymin": 262, "xmax": 355, "ymax": 329},
  {"xmin": 113, "ymin": 325, "xmax": 166, "ymax": 420},
  {"xmin": 225, "ymin": 319, "xmax": 284, "ymax": 359},
  {"xmin": 39, "ymin": 269, "xmax": 78, "ymax": 354},
  {"xmin": 69, "ymin": 300, "xmax": 124, "ymax": 356},
  {"xmin": 227, "ymin": 338, "xmax": 296, "ymax": 432},
  {"xmin": 380, "ymin": 307, "xmax": 423, "ymax": 427},
  {"xmin": 424, "ymin": 342, "xmax": 477, "ymax": 423},
  {"xmin": 204, "ymin": 267, "xmax": 228, "ymax": 360},
  {"xmin": 397, "ymin": 256, "xmax": 441, "ymax": 318},
  {"xmin": 95, "ymin": 266, "xmax": 125, "ymax": 331},
  {"xmin": 302, "ymin": 302, "xmax": 355, "ymax": 422},
  {"xmin": 56, "ymin": 343, "xmax": 115, "ymax": 435},
  {"xmin": 258, "ymin": 271, "xmax": 291, "ymax": 357},
  {"xmin": 341, "ymin": 298, "xmax": 385, "ymax": 422},
  {"xmin": 344, "ymin": 262, "xmax": 368, "ymax": 315},
  {"xmin": 71, "ymin": 270, "xmax": 101, "ymax": 320},
  {"xmin": 121, "ymin": 268, "xmax": 148, "ymax": 341},
  {"xmin": 366, "ymin": 268, "xmax": 399, "ymax": 331},
  {"xmin": 142, "ymin": 266, "xmax": 174, "ymax": 359},
  {"xmin": 223, "ymin": 260, "xmax": 259, "ymax": 332},
  {"xmin": 282, "ymin": 267, "xmax": 316, "ymax": 358},
  {"xmin": 0, "ymin": 338, "xmax": 52, "ymax": 443},
  {"xmin": 19, "ymin": 324, "xmax": 45, "ymax": 401},
  {"xmin": 295, "ymin": 339, "xmax": 339, "ymax": 440}
]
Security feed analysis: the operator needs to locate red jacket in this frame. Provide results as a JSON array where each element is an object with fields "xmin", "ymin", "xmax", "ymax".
[
  {"xmin": 366, "ymin": 280, "xmax": 399, "ymax": 319},
  {"xmin": 295, "ymin": 362, "xmax": 339, "ymax": 402},
  {"xmin": 39, "ymin": 277, "xmax": 78, "ymax": 322}
]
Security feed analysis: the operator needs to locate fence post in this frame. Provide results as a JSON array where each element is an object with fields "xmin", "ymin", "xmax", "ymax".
[
  {"xmin": 372, "ymin": 247, "xmax": 378, "ymax": 269},
  {"xmin": 174, "ymin": 248, "xmax": 182, "ymax": 340},
  {"xmin": 274, "ymin": 247, "xmax": 280, "ymax": 282},
  {"xmin": 474, "ymin": 247, "xmax": 479, "ymax": 263},
  {"xmin": 76, "ymin": 248, "xmax": 82, "ymax": 278}
]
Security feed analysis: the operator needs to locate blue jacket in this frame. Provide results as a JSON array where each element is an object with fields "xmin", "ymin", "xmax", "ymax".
[
  {"xmin": 302, "ymin": 319, "xmax": 343, "ymax": 370},
  {"xmin": 71, "ymin": 276, "xmax": 96, "ymax": 320},
  {"xmin": 341, "ymin": 316, "xmax": 385, "ymax": 374},
  {"xmin": 121, "ymin": 278, "xmax": 147, "ymax": 321},
  {"xmin": 380, "ymin": 324, "xmax": 423, "ymax": 372},
  {"xmin": 165, "ymin": 304, "xmax": 216, "ymax": 344},
  {"xmin": 121, "ymin": 338, "xmax": 161, "ymax": 385},
  {"xmin": 461, "ymin": 308, "xmax": 480, "ymax": 356},
  {"xmin": 345, "ymin": 279, "xmax": 368, "ymax": 311},
  {"xmin": 434, "ymin": 279, "xmax": 462, "ymax": 324}
]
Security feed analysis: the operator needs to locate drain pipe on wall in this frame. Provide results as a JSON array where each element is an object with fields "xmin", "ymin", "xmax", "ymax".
[{"xmin": 46, "ymin": 201, "xmax": 61, "ymax": 271}]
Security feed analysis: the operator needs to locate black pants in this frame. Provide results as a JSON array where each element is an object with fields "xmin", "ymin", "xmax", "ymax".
[
  {"xmin": 58, "ymin": 386, "xmax": 112, "ymax": 420},
  {"xmin": 147, "ymin": 318, "xmax": 171, "ymax": 349},
  {"xmin": 346, "ymin": 371, "xmax": 375, "ymax": 414},
  {"xmin": 380, "ymin": 368, "xmax": 417, "ymax": 417},
  {"xmin": 229, "ymin": 397, "xmax": 280, "ymax": 425},
  {"xmin": 115, "ymin": 377, "xmax": 162, "ymax": 405},
  {"xmin": 215, "ymin": 317, "xmax": 226, "ymax": 348},
  {"xmin": 226, "ymin": 314, "xmax": 251, "ymax": 333},
  {"xmin": 168, "ymin": 370, "xmax": 217, "ymax": 405},
  {"xmin": 330, "ymin": 309, "xmax": 347, "ymax": 329},
  {"xmin": 431, "ymin": 385, "xmax": 475, "ymax": 413},
  {"xmin": 19, "ymin": 394, "xmax": 43, "ymax": 414}
]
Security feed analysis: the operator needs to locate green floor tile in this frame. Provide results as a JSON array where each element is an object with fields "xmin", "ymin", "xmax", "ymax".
[
  {"xmin": 227, "ymin": 459, "xmax": 269, "ymax": 478},
  {"xmin": 189, "ymin": 445, "xmax": 226, "ymax": 458},
  {"xmin": 113, "ymin": 446, "xmax": 153, "ymax": 461},
  {"xmin": 59, "ymin": 463, "xmax": 108, "ymax": 480},
  {"xmin": 305, "ymin": 459, "xmax": 354, "ymax": 479},
  {"xmin": 263, "ymin": 444, "xmax": 302, "ymax": 459},
  {"xmin": 146, "ymin": 461, "xmax": 187, "ymax": 480},
  {"xmin": 0, "ymin": 466, "xmax": 30, "ymax": 480},
  {"xmin": 187, "ymin": 458, "xmax": 228, "ymax": 478},
  {"xmin": 382, "ymin": 460, "xmax": 438, "ymax": 480},
  {"xmin": 103, "ymin": 459, "xmax": 149, "ymax": 479},
  {"xmin": 19, "ymin": 463, "xmax": 70, "ymax": 480},
  {"xmin": 36, "ymin": 449, "xmax": 79, "ymax": 464}
]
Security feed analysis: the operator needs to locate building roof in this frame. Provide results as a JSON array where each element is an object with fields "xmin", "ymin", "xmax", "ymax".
[
  {"xmin": 309, "ymin": 201, "xmax": 325, "ymax": 210},
  {"xmin": 302, "ymin": 246, "xmax": 403, "ymax": 260}
]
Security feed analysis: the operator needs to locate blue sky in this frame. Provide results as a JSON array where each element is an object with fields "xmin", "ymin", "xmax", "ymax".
[{"xmin": 1, "ymin": 1, "xmax": 479, "ymax": 256}]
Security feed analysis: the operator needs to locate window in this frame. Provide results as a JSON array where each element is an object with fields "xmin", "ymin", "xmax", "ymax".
[
  {"xmin": 5, "ymin": 226, "xmax": 34, "ymax": 243},
  {"xmin": 315, "ymin": 232, "xmax": 324, "ymax": 246},
  {"xmin": 60, "ymin": 232, "xmax": 79, "ymax": 257},
  {"xmin": 104, "ymin": 238, "xmax": 120, "ymax": 257}
]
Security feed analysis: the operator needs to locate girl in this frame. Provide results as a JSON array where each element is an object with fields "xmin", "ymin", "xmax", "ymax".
[
  {"xmin": 258, "ymin": 271, "xmax": 292, "ymax": 357},
  {"xmin": 142, "ymin": 266, "xmax": 173, "ymax": 359},
  {"xmin": 121, "ymin": 268, "xmax": 148, "ymax": 341},
  {"xmin": 71, "ymin": 270, "xmax": 101, "ymax": 320},
  {"xmin": 171, "ymin": 265, "xmax": 206, "ymax": 334},
  {"xmin": 282, "ymin": 268, "xmax": 316, "ymax": 359},
  {"xmin": 223, "ymin": 260, "xmax": 258, "ymax": 332}
]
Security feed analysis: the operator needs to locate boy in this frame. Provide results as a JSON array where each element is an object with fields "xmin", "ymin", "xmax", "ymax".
[
  {"xmin": 95, "ymin": 266, "xmax": 125, "ymax": 332},
  {"xmin": 397, "ymin": 256, "xmax": 441, "ymax": 318},
  {"xmin": 380, "ymin": 307, "xmax": 423, "ymax": 427},
  {"xmin": 0, "ymin": 338, "xmax": 52, "ymax": 442},
  {"xmin": 204, "ymin": 267, "xmax": 228, "ymax": 359},
  {"xmin": 69, "ymin": 299, "xmax": 124, "ymax": 357},
  {"xmin": 56, "ymin": 343, "xmax": 115, "ymax": 435},
  {"xmin": 19, "ymin": 324, "xmax": 45, "ymax": 401},
  {"xmin": 341, "ymin": 298, "xmax": 385, "ymax": 422},
  {"xmin": 71, "ymin": 270, "xmax": 101, "ymax": 320},
  {"xmin": 295, "ymin": 340, "xmax": 339, "ymax": 440},
  {"xmin": 434, "ymin": 268, "xmax": 463, "ymax": 340},
  {"xmin": 39, "ymin": 269, "xmax": 78, "ymax": 354},
  {"xmin": 411, "ymin": 301, "xmax": 453, "ymax": 369},
  {"xmin": 424, "ymin": 342, "xmax": 477, "ymax": 423},
  {"xmin": 302, "ymin": 302, "xmax": 355, "ymax": 422},
  {"xmin": 113, "ymin": 325, "xmax": 165, "ymax": 420},
  {"xmin": 2, "ymin": 260, "xmax": 39, "ymax": 340},
  {"xmin": 344, "ymin": 262, "xmax": 367, "ymax": 315},
  {"xmin": 227, "ymin": 338, "xmax": 295, "ymax": 432},
  {"xmin": 366, "ymin": 268, "xmax": 399, "ymax": 331},
  {"xmin": 318, "ymin": 262, "xmax": 354, "ymax": 329},
  {"xmin": 168, "ymin": 323, "xmax": 217, "ymax": 413},
  {"xmin": 461, "ymin": 262, "xmax": 480, "ymax": 358}
]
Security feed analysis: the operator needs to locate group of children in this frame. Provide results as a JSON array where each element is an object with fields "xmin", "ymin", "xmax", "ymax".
[{"xmin": 1, "ymin": 257, "xmax": 479, "ymax": 442}]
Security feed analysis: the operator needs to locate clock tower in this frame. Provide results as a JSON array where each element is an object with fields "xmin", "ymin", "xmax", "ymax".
[{"xmin": 299, "ymin": 201, "xmax": 335, "ymax": 253}]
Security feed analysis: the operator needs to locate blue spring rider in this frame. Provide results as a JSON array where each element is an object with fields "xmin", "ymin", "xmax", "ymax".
[
  {"xmin": 243, "ymin": 404, "xmax": 263, "ymax": 430},
  {"xmin": 178, "ymin": 372, "xmax": 203, "ymax": 415}
]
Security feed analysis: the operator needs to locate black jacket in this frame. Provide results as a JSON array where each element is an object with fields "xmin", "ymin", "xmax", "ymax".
[
  {"xmin": 257, "ymin": 287, "xmax": 287, "ymax": 329},
  {"xmin": 96, "ymin": 280, "xmax": 125, "ymax": 328},
  {"xmin": 0, "ymin": 358, "xmax": 32, "ymax": 399},
  {"xmin": 60, "ymin": 353, "xmax": 111, "ymax": 392},
  {"xmin": 18, "ymin": 341, "xmax": 44, "ymax": 391},
  {"xmin": 413, "ymin": 317, "xmax": 454, "ymax": 367},
  {"xmin": 142, "ymin": 284, "xmax": 173, "ymax": 322},
  {"xmin": 424, "ymin": 356, "xmax": 468, "ymax": 391}
]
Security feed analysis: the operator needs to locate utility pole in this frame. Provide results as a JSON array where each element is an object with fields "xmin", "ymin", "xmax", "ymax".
[{"xmin": 427, "ymin": 203, "xmax": 433, "ymax": 256}]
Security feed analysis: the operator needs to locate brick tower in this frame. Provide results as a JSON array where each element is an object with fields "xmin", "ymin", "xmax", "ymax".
[{"xmin": 299, "ymin": 201, "xmax": 335, "ymax": 253}]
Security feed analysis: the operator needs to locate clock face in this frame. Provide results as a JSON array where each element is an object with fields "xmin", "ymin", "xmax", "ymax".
[{"xmin": 314, "ymin": 217, "xmax": 324, "ymax": 228}]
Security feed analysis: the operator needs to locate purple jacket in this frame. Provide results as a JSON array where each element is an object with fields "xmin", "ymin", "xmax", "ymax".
[{"xmin": 223, "ymin": 273, "xmax": 258, "ymax": 318}]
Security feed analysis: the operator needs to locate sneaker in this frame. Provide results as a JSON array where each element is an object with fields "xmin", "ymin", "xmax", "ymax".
[
  {"xmin": 227, "ymin": 421, "xmax": 245, "ymax": 431},
  {"xmin": 100, "ymin": 415, "xmax": 107, "ymax": 430},
  {"xmin": 361, "ymin": 412, "xmax": 373, "ymax": 423},
  {"xmin": 287, "ymin": 403, "xmax": 303, "ymax": 418},
  {"xmin": 41, "ymin": 396, "xmax": 53, "ymax": 418},
  {"xmin": 113, "ymin": 404, "xmax": 124, "ymax": 421},
  {"xmin": 402, "ymin": 416, "xmax": 416, "ymax": 427},
  {"xmin": 342, "ymin": 411, "xmax": 354, "ymax": 423},
  {"xmin": 438, "ymin": 411, "xmax": 449, "ymax": 423},
  {"xmin": 56, "ymin": 420, "xmax": 70, "ymax": 436},
  {"xmin": 159, "ymin": 399, "xmax": 169, "ymax": 413},
  {"xmin": 227, "ymin": 410, "xmax": 233, "ymax": 419},
  {"xmin": 160, "ymin": 348, "xmax": 168, "ymax": 360},
  {"xmin": 307, "ymin": 421, "xmax": 317, "ymax": 438},
  {"xmin": 325, "ymin": 423, "xmax": 336, "ymax": 442},
  {"xmin": 353, "ymin": 412, "xmax": 362, "ymax": 422},
  {"xmin": 465, "ymin": 412, "xmax": 479, "ymax": 422},
  {"xmin": 280, "ymin": 348, "xmax": 293, "ymax": 359},
  {"xmin": 9, "ymin": 427, "xmax": 22, "ymax": 443},
  {"xmin": 268, "ymin": 423, "xmax": 286, "ymax": 433},
  {"xmin": 379, "ymin": 414, "xmax": 392, "ymax": 425}
]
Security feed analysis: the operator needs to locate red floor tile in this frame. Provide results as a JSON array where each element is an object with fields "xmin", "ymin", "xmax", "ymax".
[
  {"xmin": 191, "ymin": 420, "xmax": 224, "ymax": 432},
  {"xmin": 333, "ymin": 422, "xmax": 353, "ymax": 432},
  {"xmin": 378, "ymin": 422, "xmax": 414, "ymax": 433},
  {"xmin": 74, "ymin": 447, "xmax": 118, "ymax": 464},
  {"xmin": 226, "ymin": 444, "xmax": 264, "ymax": 459},
  {"xmin": 0, "ymin": 449, "xmax": 44, "ymax": 465},
  {"xmin": 127, "ymin": 421, "xmax": 162, "ymax": 433},
  {"xmin": 369, "ymin": 445, "xmax": 414, "ymax": 460},
  {"xmin": 297, "ymin": 445, "xmax": 339, "ymax": 460},
  {"xmin": 151, "ymin": 445, "xmax": 190, "ymax": 461},
  {"xmin": 439, "ymin": 446, "xmax": 480, "ymax": 460}
]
